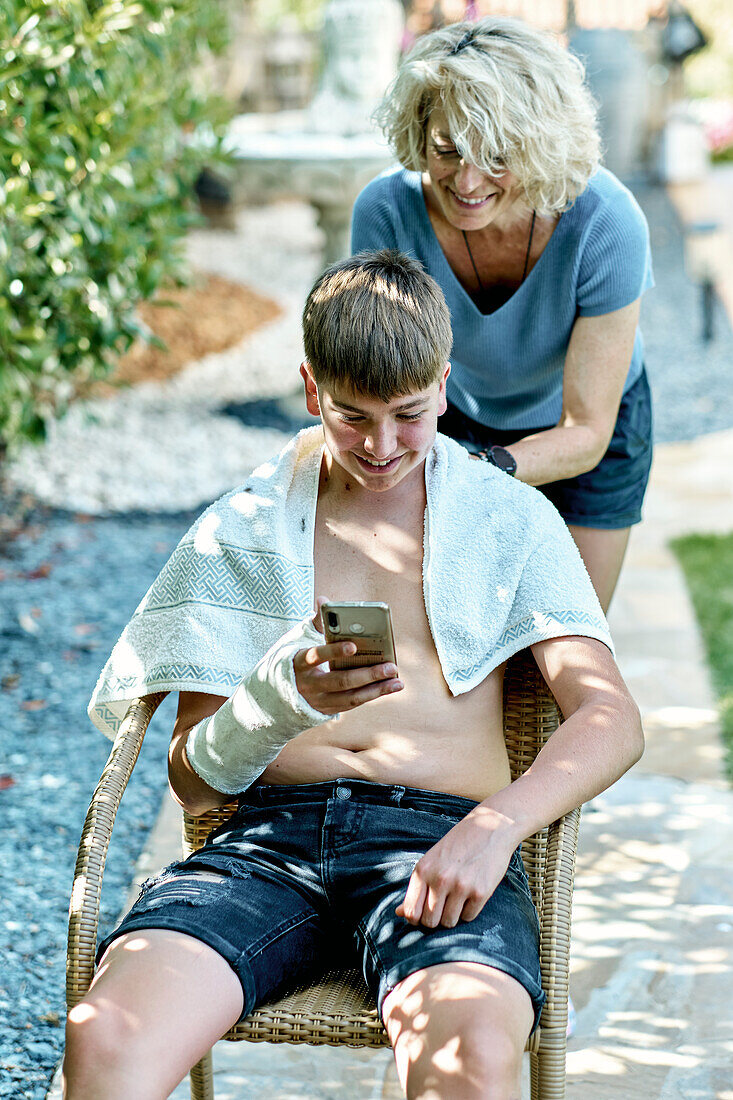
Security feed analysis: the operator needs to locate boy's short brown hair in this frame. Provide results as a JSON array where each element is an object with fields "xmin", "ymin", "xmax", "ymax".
[{"xmin": 302, "ymin": 249, "xmax": 452, "ymax": 401}]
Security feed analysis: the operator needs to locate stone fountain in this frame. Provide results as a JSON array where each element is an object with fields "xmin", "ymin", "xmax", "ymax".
[{"xmin": 225, "ymin": 0, "xmax": 404, "ymax": 265}]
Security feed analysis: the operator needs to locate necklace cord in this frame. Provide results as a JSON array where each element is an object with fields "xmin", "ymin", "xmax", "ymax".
[
  {"xmin": 521, "ymin": 210, "xmax": 537, "ymax": 282},
  {"xmin": 462, "ymin": 209, "xmax": 537, "ymax": 300}
]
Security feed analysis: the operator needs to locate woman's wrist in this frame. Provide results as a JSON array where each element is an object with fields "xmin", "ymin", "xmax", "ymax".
[
  {"xmin": 507, "ymin": 423, "xmax": 607, "ymax": 486},
  {"xmin": 479, "ymin": 445, "xmax": 517, "ymax": 476}
]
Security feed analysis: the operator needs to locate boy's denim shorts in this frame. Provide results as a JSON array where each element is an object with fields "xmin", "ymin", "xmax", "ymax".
[
  {"xmin": 441, "ymin": 368, "xmax": 653, "ymax": 530},
  {"xmin": 97, "ymin": 779, "xmax": 546, "ymax": 1033}
]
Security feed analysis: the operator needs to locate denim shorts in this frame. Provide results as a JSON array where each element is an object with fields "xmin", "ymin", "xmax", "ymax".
[
  {"xmin": 441, "ymin": 368, "xmax": 653, "ymax": 529},
  {"xmin": 97, "ymin": 779, "xmax": 546, "ymax": 1033}
]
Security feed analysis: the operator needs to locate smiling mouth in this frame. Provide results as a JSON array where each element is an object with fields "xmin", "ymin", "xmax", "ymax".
[
  {"xmin": 450, "ymin": 190, "xmax": 496, "ymax": 208},
  {"xmin": 354, "ymin": 454, "xmax": 403, "ymax": 472}
]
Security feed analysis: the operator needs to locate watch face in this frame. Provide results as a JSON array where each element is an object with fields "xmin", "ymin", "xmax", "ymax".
[{"xmin": 489, "ymin": 446, "xmax": 517, "ymax": 475}]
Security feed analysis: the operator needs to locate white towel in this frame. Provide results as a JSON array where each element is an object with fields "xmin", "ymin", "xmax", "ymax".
[{"xmin": 89, "ymin": 425, "xmax": 613, "ymax": 738}]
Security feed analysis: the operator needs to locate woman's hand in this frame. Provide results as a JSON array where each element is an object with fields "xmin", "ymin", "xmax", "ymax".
[{"xmin": 292, "ymin": 597, "xmax": 403, "ymax": 715}]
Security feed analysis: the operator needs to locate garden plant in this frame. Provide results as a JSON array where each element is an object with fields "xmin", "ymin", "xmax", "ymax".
[{"xmin": 0, "ymin": 0, "xmax": 232, "ymax": 456}]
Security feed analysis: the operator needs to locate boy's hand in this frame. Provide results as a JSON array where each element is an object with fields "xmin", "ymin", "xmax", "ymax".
[
  {"xmin": 396, "ymin": 807, "xmax": 518, "ymax": 928},
  {"xmin": 292, "ymin": 596, "xmax": 403, "ymax": 715}
]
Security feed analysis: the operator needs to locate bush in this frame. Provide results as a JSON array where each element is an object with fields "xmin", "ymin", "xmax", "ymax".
[{"xmin": 0, "ymin": 0, "xmax": 232, "ymax": 454}]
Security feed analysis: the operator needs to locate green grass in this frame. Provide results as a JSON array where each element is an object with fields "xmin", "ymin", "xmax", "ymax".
[{"xmin": 671, "ymin": 532, "xmax": 733, "ymax": 782}]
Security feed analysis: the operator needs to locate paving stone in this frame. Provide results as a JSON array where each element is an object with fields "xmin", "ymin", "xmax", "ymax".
[{"xmin": 566, "ymin": 774, "xmax": 733, "ymax": 1099}]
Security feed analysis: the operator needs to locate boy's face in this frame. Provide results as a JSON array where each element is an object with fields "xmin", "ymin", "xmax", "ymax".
[{"xmin": 301, "ymin": 362, "xmax": 450, "ymax": 494}]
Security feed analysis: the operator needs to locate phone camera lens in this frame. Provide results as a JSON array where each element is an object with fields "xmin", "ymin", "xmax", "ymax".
[{"xmin": 327, "ymin": 611, "xmax": 339, "ymax": 632}]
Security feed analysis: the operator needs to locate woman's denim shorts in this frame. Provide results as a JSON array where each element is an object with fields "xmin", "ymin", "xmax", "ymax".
[
  {"xmin": 441, "ymin": 368, "xmax": 653, "ymax": 530},
  {"xmin": 97, "ymin": 779, "xmax": 546, "ymax": 1033}
]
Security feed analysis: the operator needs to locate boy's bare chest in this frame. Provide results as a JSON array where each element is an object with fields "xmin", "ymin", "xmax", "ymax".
[
  {"xmin": 313, "ymin": 496, "xmax": 430, "ymax": 643},
  {"xmin": 263, "ymin": 485, "xmax": 510, "ymax": 800}
]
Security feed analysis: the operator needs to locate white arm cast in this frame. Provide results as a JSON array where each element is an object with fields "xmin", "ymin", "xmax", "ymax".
[{"xmin": 185, "ymin": 617, "xmax": 335, "ymax": 795}]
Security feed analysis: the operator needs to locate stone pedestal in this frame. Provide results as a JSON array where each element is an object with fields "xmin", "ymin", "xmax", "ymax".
[
  {"xmin": 227, "ymin": 113, "xmax": 395, "ymax": 265},
  {"xmin": 224, "ymin": 0, "xmax": 404, "ymax": 267}
]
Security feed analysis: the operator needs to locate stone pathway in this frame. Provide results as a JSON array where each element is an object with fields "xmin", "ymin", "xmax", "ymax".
[
  {"xmin": 43, "ymin": 178, "xmax": 733, "ymax": 1097},
  {"xmin": 564, "ymin": 431, "xmax": 733, "ymax": 1100}
]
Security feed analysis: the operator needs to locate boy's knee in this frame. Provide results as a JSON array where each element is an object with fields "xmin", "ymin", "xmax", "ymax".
[
  {"xmin": 391, "ymin": 1008, "xmax": 524, "ymax": 1099},
  {"xmin": 469, "ymin": 1025, "xmax": 523, "ymax": 1098},
  {"xmin": 386, "ymin": 966, "xmax": 526, "ymax": 1100},
  {"xmin": 64, "ymin": 998, "xmax": 137, "ymax": 1087},
  {"xmin": 419, "ymin": 1022, "xmax": 522, "ymax": 1099}
]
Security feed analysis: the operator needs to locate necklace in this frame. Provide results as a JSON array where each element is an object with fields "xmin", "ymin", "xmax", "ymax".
[{"xmin": 462, "ymin": 210, "xmax": 536, "ymax": 309}]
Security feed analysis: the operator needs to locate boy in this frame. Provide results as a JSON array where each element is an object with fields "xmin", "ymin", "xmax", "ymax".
[{"xmin": 65, "ymin": 250, "xmax": 643, "ymax": 1100}]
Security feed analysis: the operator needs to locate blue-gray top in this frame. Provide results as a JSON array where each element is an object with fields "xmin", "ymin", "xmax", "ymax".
[{"xmin": 351, "ymin": 166, "xmax": 654, "ymax": 432}]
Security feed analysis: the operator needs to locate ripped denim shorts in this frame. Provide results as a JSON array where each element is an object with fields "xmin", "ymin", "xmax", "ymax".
[{"xmin": 96, "ymin": 779, "xmax": 546, "ymax": 1032}]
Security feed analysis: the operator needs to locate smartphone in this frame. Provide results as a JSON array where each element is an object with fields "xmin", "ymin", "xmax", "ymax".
[{"xmin": 321, "ymin": 601, "xmax": 397, "ymax": 672}]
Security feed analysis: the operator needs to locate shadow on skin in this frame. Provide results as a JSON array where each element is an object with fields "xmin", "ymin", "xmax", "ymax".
[{"xmin": 383, "ymin": 962, "xmax": 530, "ymax": 1100}]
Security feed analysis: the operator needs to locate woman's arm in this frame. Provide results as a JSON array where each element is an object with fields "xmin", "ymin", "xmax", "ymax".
[
  {"xmin": 506, "ymin": 298, "xmax": 641, "ymax": 486},
  {"xmin": 350, "ymin": 178, "xmax": 399, "ymax": 253}
]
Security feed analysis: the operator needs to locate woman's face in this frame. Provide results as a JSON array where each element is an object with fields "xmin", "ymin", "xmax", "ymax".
[{"xmin": 424, "ymin": 108, "xmax": 524, "ymax": 230}]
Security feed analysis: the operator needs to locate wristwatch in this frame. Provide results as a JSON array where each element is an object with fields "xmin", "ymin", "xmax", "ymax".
[{"xmin": 481, "ymin": 445, "xmax": 517, "ymax": 476}]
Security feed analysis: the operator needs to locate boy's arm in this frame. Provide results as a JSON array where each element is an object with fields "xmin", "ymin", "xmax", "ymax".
[
  {"xmin": 168, "ymin": 691, "xmax": 234, "ymax": 817},
  {"xmin": 484, "ymin": 634, "xmax": 644, "ymax": 841},
  {"xmin": 397, "ymin": 635, "xmax": 644, "ymax": 928},
  {"xmin": 169, "ymin": 602, "xmax": 403, "ymax": 817}
]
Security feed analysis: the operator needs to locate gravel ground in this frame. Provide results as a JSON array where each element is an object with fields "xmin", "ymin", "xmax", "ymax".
[
  {"xmin": 0, "ymin": 508, "xmax": 193, "ymax": 1099},
  {"xmin": 636, "ymin": 182, "xmax": 733, "ymax": 443},
  {"xmin": 1, "ymin": 181, "xmax": 732, "ymax": 1099}
]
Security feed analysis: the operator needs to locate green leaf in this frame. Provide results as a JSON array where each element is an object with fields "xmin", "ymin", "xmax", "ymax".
[{"xmin": 0, "ymin": 0, "xmax": 233, "ymax": 451}]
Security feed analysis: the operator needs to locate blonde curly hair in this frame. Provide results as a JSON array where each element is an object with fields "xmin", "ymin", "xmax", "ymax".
[{"xmin": 375, "ymin": 17, "xmax": 601, "ymax": 214}]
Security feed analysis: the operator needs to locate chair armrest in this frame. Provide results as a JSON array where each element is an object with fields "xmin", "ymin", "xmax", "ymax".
[
  {"xmin": 536, "ymin": 805, "xmax": 581, "ymax": 1047},
  {"xmin": 66, "ymin": 693, "xmax": 167, "ymax": 1009}
]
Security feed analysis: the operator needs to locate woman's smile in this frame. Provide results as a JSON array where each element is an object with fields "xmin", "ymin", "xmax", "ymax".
[{"xmin": 448, "ymin": 189, "xmax": 498, "ymax": 211}]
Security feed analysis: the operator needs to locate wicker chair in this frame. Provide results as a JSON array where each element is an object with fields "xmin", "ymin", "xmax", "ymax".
[{"xmin": 67, "ymin": 649, "xmax": 578, "ymax": 1100}]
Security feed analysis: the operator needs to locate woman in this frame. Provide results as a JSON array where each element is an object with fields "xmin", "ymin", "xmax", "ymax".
[{"xmin": 351, "ymin": 16, "xmax": 654, "ymax": 612}]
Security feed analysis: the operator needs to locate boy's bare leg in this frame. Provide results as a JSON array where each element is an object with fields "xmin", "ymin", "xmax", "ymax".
[
  {"xmin": 382, "ymin": 962, "xmax": 533, "ymax": 1100},
  {"xmin": 63, "ymin": 929, "xmax": 244, "ymax": 1100}
]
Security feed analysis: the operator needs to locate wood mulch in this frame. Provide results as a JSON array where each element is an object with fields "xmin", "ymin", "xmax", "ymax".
[{"xmin": 88, "ymin": 271, "xmax": 282, "ymax": 396}]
